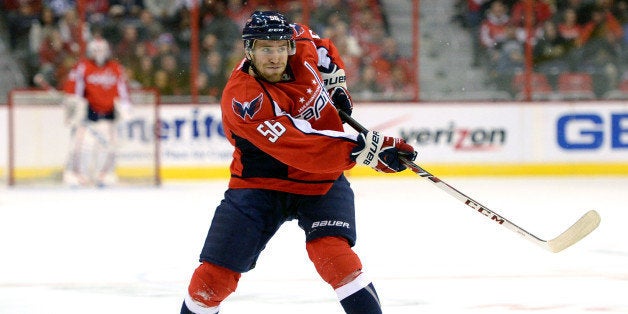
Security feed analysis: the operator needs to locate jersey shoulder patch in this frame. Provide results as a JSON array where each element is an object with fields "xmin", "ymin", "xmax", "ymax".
[{"xmin": 232, "ymin": 93, "xmax": 263, "ymax": 120}]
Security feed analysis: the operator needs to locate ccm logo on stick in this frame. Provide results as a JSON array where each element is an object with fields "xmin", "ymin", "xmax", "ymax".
[
  {"xmin": 465, "ymin": 199, "xmax": 505, "ymax": 225},
  {"xmin": 557, "ymin": 113, "xmax": 628, "ymax": 149}
]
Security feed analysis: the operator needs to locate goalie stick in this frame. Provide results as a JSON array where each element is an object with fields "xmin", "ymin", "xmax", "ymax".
[{"xmin": 339, "ymin": 110, "xmax": 601, "ymax": 253}]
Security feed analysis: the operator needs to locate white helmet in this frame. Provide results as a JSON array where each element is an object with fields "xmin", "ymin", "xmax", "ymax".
[{"xmin": 87, "ymin": 38, "xmax": 111, "ymax": 66}]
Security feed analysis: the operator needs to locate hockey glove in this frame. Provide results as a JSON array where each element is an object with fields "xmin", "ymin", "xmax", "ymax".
[
  {"xmin": 329, "ymin": 86, "xmax": 353, "ymax": 120},
  {"xmin": 351, "ymin": 131, "xmax": 417, "ymax": 173}
]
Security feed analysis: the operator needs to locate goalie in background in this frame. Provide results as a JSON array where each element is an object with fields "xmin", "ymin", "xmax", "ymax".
[{"xmin": 61, "ymin": 36, "xmax": 132, "ymax": 187}]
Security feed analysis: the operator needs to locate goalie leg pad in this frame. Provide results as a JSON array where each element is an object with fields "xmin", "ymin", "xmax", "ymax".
[
  {"xmin": 306, "ymin": 236, "xmax": 363, "ymax": 289},
  {"xmin": 187, "ymin": 261, "xmax": 241, "ymax": 308},
  {"xmin": 90, "ymin": 121, "xmax": 117, "ymax": 184}
]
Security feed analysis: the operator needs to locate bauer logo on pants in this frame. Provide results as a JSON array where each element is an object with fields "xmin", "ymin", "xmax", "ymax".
[{"xmin": 312, "ymin": 220, "xmax": 350, "ymax": 228}]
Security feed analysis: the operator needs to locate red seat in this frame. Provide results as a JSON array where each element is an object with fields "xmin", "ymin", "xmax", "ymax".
[
  {"xmin": 618, "ymin": 79, "xmax": 628, "ymax": 91},
  {"xmin": 556, "ymin": 72, "xmax": 595, "ymax": 100},
  {"xmin": 512, "ymin": 72, "xmax": 554, "ymax": 100}
]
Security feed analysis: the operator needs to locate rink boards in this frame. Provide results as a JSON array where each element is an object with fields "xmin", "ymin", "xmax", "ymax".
[{"xmin": 1, "ymin": 101, "xmax": 627, "ymax": 181}]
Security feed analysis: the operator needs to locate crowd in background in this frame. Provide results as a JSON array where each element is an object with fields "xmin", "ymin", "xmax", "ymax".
[
  {"xmin": 1, "ymin": 0, "xmax": 416, "ymax": 102},
  {"xmin": 455, "ymin": 0, "xmax": 628, "ymax": 99}
]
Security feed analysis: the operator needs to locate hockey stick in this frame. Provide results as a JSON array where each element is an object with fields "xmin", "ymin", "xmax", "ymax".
[{"xmin": 339, "ymin": 110, "xmax": 601, "ymax": 253}]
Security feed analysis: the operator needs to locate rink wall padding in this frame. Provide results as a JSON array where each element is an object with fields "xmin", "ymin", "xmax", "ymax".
[{"xmin": 2, "ymin": 102, "xmax": 627, "ymax": 182}]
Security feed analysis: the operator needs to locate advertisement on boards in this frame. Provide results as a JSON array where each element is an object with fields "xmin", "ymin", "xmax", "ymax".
[
  {"xmin": 348, "ymin": 104, "xmax": 524, "ymax": 163},
  {"xmin": 548, "ymin": 103, "xmax": 628, "ymax": 161},
  {"xmin": 1, "ymin": 102, "xmax": 627, "ymax": 181}
]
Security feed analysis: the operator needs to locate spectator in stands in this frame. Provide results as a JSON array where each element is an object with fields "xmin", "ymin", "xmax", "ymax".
[
  {"xmin": 36, "ymin": 29, "xmax": 76, "ymax": 89},
  {"xmin": 44, "ymin": 0, "xmax": 75, "ymax": 19},
  {"xmin": 155, "ymin": 32, "xmax": 180, "ymax": 60},
  {"xmin": 83, "ymin": 0, "xmax": 110, "ymax": 24},
  {"xmin": 1, "ymin": 0, "xmax": 411, "ymax": 102},
  {"xmin": 195, "ymin": 71, "xmax": 211, "ymax": 99},
  {"xmin": 311, "ymin": 0, "xmax": 350, "ymax": 34},
  {"xmin": 131, "ymin": 55, "xmax": 155, "ymax": 87},
  {"xmin": 614, "ymin": 0, "xmax": 628, "ymax": 46},
  {"xmin": 488, "ymin": 23, "xmax": 525, "ymax": 95},
  {"xmin": 27, "ymin": 6, "xmax": 58, "ymax": 81},
  {"xmin": 324, "ymin": 20, "xmax": 362, "ymax": 60},
  {"xmin": 534, "ymin": 20, "xmax": 571, "ymax": 88},
  {"xmin": 5, "ymin": 1, "xmax": 40, "ymax": 52},
  {"xmin": 109, "ymin": 0, "xmax": 145, "ymax": 18},
  {"xmin": 158, "ymin": 53, "xmax": 188, "ymax": 95},
  {"xmin": 29, "ymin": 6, "xmax": 58, "ymax": 55},
  {"xmin": 378, "ymin": 37, "xmax": 401, "ymax": 69},
  {"xmin": 353, "ymin": 64, "xmax": 384, "ymax": 99},
  {"xmin": 510, "ymin": 0, "xmax": 554, "ymax": 28},
  {"xmin": 225, "ymin": 0, "xmax": 252, "ymax": 27},
  {"xmin": 479, "ymin": 0, "xmax": 511, "ymax": 62},
  {"xmin": 1, "ymin": 0, "xmax": 24, "ymax": 12},
  {"xmin": 322, "ymin": 20, "xmax": 363, "ymax": 91},
  {"xmin": 222, "ymin": 39, "xmax": 245, "ymax": 78},
  {"xmin": 114, "ymin": 23, "xmax": 141, "ymax": 65},
  {"xmin": 153, "ymin": 69, "xmax": 175, "ymax": 95},
  {"xmin": 283, "ymin": 0, "xmax": 304, "ymax": 23},
  {"xmin": 463, "ymin": 0, "xmax": 491, "ymax": 66},
  {"xmin": 201, "ymin": 1, "xmax": 240, "ymax": 58},
  {"xmin": 350, "ymin": 8, "xmax": 382, "ymax": 51},
  {"xmin": 200, "ymin": 50, "xmax": 227, "ymax": 100},
  {"xmin": 576, "ymin": 3, "xmax": 623, "ymax": 48},
  {"xmin": 173, "ymin": 7, "xmax": 192, "ymax": 65},
  {"xmin": 201, "ymin": 1, "xmax": 241, "ymax": 56},
  {"xmin": 200, "ymin": 32, "xmax": 219, "ymax": 56},
  {"xmin": 384, "ymin": 63, "xmax": 415, "ymax": 100},
  {"xmin": 557, "ymin": 7, "xmax": 582, "ymax": 46},
  {"xmin": 57, "ymin": 8, "xmax": 83, "ymax": 55},
  {"xmin": 576, "ymin": 4, "xmax": 624, "ymax": 97},
  {"xmin": 556, "ymin": 0, "xmax": 584, "ymax": 14},
  {"xmin": 136, "ymin": 9, "xmax": 164, "ymax": 42},
  {"xmin": 144, "ymin": 0, "xmax": 184, "ymax": 27}
]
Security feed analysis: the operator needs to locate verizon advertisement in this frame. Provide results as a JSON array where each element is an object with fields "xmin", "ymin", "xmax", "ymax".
[
  {"xmin": 351, "ymin": 103, "xmax": 628, "ymax": 163},
  {"xmin": 1, "ymin": 102, "xmax": 627, "ymax": 181},
  {"xmin": 348, "ymin": 105, "xmax": 521, "ymax": 163}
]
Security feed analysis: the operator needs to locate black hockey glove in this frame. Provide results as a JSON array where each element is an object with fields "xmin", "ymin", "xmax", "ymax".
[
  {"xmin": 329, "ymin": 86, "xmax": 353, "ymax": 122},
  {"xmin": 351, "ymin": 131, "xmax": 417, "ymax": 173}
]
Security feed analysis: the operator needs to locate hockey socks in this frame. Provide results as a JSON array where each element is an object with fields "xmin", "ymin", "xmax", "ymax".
[{"xmin": 335, "ymin": 273, "xmax": 382, "ymax": 314}]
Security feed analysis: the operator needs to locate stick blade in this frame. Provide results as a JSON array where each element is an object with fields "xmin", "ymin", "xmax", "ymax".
[{"xmin": 547, "ymin": 210, "xmax": 601, "ymax": 253}]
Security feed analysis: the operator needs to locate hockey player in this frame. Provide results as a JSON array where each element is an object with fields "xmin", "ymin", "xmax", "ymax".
[
  {"xmin": 180, "ymin": 11, "xmax": 417, "ymax": 314},
  {"xmin": 62, "ymin": 37, "xmax": 131, "ymax": 187}
]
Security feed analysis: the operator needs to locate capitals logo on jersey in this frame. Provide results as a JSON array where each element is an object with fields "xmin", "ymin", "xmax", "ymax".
[{"xmin": 232, "ymin": 93, "xmax": 263, "ymax": 120}]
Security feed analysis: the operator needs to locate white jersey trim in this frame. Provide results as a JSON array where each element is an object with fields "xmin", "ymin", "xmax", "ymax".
[{"xmin": 270, "ymin": 99, "xmax": 357, "ymax": 142}]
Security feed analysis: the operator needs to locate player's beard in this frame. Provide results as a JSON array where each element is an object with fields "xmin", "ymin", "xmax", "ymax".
[{"xmin": 252, "ymin": 58, "xmax": 287, "ymax": 83}]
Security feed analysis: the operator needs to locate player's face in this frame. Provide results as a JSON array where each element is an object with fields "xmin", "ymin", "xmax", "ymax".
[{"xmin": 251, "ymin": 40, "xmax": 289, "ymax": 82}]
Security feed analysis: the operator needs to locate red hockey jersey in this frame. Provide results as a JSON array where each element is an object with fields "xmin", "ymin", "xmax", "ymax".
[
  {"xmin": 64, "ymin": 59, "xmax": 130, "ymax": 115},
  {"xmin": 221, "ymin": 23, "xmax": 359, "ymax": 195}
]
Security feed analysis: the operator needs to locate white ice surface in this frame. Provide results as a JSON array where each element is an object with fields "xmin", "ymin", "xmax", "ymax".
[{"xmin": 1, "ymin": 176, "xmax": 627, "ymax": 313}]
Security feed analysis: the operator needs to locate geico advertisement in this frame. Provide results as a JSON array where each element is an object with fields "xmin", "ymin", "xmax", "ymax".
[
  {"xmin": 544, "ymin": 102, "xmax": 628, "ymax": 161},
  {"xmin": 348, "ymin": 104, "xmax": 523, "ymax": 163}
]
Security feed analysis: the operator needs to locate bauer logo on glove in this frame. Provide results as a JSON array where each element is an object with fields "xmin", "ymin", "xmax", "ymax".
[{"xmin": 351, "ymin": 131, "xmax": 417, "ymax": 173}]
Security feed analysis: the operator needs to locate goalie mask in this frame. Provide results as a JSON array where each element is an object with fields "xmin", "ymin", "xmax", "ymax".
[
  {"xmin": 242, "ymin": 11, "xmax": 296, "ymax": 60},
  {"xmin": 87, "ymin": 38, "xmax": 111, "ymax": 66}
]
